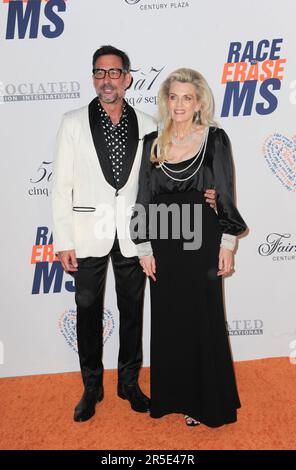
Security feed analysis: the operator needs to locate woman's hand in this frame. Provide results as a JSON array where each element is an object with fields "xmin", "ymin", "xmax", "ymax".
[
  {"xmin": 204, "ymin": 189, "xmax": 216, "ymax": 209},
  {"xmin": 140, "ymin": 255, "xmax": 156, "ymax": 282},
  {"xmin": 218, "ymin": 247, "xmax": 234, "ymax": 276}
]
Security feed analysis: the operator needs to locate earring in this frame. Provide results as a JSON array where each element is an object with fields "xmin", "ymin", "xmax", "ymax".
[{"xmin": 193, "ymin": 111, "xmax": 200, "ymax": 124}]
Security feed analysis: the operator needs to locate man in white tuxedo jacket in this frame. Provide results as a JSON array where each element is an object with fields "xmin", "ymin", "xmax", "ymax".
[
  {"xmin": 53, "ymin": 45, "xmax": 216, "ymax": 422},
  {"xmin": 53, "ymin": 46, "xmax": 156, "ymax": 422}
]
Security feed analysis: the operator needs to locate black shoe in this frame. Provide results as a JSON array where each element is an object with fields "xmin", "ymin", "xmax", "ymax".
[
  {"xmin": 73, "ymin": 387, "xmax": 104, "ymax": 422},
  {"xmin": 117, "ymin": 383, "xmax": 150, "ymax": 413}
]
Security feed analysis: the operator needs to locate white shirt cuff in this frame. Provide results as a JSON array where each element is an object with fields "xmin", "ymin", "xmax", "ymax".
[
  {"xmin": 220, "ymin": 233, "xmax": 236, "ymax": 251},
  {"xmin": 137, "ymin": 242, "xmax": 153, "ymax": 258}
]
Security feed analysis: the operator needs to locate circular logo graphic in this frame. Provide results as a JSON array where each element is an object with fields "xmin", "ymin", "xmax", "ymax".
[
  {"xmin": 59, "ymin": 308, "xmax": 115, "ymax": 353},
  {"xmin": 263, "ymin": 133, "xmax": 296, "ymax": 192}
]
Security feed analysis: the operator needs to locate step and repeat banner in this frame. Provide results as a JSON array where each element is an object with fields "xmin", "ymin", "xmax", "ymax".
[{"xmin": 0, "ymin": 0, "xmax": 295, "ymax": 377}]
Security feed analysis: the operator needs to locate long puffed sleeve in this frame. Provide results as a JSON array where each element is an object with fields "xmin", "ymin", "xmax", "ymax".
[
  {"xmin": 130, "ymin": 131, "xmax": 157, "ymax": 249},
  {"xmin": 213, "ymin": 129, "xmax": 247, "ymax": 236}
]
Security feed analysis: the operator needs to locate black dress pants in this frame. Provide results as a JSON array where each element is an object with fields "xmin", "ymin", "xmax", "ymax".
[{"xmin": 74, "ymin": 235, "xmax": 146, "ymax": 391}]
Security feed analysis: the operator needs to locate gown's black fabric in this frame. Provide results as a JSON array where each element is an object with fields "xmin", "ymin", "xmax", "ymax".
[{"xmin": 132, "ymin": 127, "xmax": 247, "ymax": 427}]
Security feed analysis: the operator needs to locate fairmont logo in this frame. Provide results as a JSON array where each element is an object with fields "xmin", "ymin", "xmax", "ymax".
[
  {"xmin": 0, "ymin": 80, "xmax": 80, "ymax": 103},
  {"xmin": 258, "ymin": 233, "xmax": 296, "ymax": 262},
  {"xmin": 125, "ymin": 0, "xmax": 190, "ymax": 10}
]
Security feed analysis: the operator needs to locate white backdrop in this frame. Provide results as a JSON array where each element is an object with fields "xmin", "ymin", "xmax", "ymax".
[{"xmin": 0, "ymin": 0, "xmax": 295, "ymax": 378}]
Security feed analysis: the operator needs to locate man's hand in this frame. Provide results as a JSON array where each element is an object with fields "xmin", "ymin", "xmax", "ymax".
[
  {"xmin": 204, "ymin": 189, "xmax": 216, "ymax": 209},
  {"xmin": 58, "ymin": 250, "xmax": 78, "ymax": 273},
  {"xmin": 140, "ymin": 255, "xmax": 156, "ymax": 282},
  {"xmin": 217, "ymin": 247, "xmax": 234, "ymax": 276}
]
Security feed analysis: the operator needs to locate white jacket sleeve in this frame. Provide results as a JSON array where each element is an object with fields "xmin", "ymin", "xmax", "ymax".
[{"xmin": 52, "ymin": 114, "xmax": 75, "ymax": 253}]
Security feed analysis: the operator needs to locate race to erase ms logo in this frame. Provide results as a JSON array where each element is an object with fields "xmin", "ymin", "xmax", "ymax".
[
  {"xmin": 31, "ymin": 226, "xmax": 74, "ymax": 294},
  {"xmin": 59, "ymin": 308, "xmax": 115, "ymax": 353},
  {"xmin": 1, "ymin": 0, "xmax": 67, "ymax": 40},
  {"xmin": 221, "ymin": 39, "xmax": 287, "ymax": 117}
]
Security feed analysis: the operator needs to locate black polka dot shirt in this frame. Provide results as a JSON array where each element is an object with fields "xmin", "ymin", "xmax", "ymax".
[{"xmin": 97, "ymin": 100, "xmax": 128, "ymax": 186}]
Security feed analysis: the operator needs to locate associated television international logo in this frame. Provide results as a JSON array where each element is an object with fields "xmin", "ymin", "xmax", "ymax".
[
  {"xmin": 227, "ymin": 319, "xmax": 264, "ymax": 336},
  {"xmin": 31, "ymin": 226, "xmax": 74, "ymax": 294},
  {"xmin": 59, "ymin": 308, "xmax": 115, "ymax": 352},
  {"xmin": 263, "ymin": 133, "xmax": 296, "ymax": 192},
  {"xmin": 2, "ymin": 0, "xmax": 67, "ymax": 40},
  {"xmin": 1, "ymin": 80, "xmax": 80, "ymax": 103},
  {"xmin": 221, "ymin": 39, "xmax": 287, "ymax": 117}
]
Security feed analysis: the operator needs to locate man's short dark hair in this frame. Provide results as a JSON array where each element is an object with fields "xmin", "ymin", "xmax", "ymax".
[{"xmin": 92, "ymin": 45, "xmax": 131, "ymax": 72}]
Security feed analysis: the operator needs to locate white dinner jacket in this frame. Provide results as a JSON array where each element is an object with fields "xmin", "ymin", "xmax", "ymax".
[{"xmin": 52, "ymin": 102, "xmax": 156, "ymax": 257}]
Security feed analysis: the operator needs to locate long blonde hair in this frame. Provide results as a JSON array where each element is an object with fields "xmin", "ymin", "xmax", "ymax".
[{"xmin": 151, "ymin": 68, "xmax": 217, "ymax": 163}]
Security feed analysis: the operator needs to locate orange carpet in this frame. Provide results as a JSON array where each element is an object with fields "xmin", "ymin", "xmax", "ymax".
[{"xmin": 0, "ymin": 358, "xmax": 295, "ymax": 450}]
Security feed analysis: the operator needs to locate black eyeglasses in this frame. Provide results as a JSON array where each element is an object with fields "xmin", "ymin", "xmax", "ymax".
[{"xmin": 92, "ymin": 68, "xmax": 126, "ymax": 79}]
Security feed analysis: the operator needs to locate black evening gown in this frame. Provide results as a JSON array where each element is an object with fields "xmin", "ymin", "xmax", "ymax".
[{"xmin": 133, "ymin": 127, "xmax": 247, "ymax": 427}]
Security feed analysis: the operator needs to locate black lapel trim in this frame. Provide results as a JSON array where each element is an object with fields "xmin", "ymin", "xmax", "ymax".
[
  {"xmin": 88, "ymin": 97, "xmax": 116, "ymax": 188},
  {"xmin": 72, "ymin": 206, "xmax": 96, "ymax": 212},
  {"xmin": 117, "ymin": 102, "xmax": 139, "ymax": 190}
]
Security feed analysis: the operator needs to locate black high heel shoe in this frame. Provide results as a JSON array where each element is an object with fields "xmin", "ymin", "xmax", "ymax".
[{"xmin": 184, "ymin": 415, "xmax": 200, "ymax": 426}]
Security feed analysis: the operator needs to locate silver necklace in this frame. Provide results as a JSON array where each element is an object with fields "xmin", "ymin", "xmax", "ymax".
[
  {"xmin": 163, "ymin": 129, "xmax": 206, "ymax": 173},
  {"xmin": 158, "ymin": 127, "xmax": 209, "ymax": 182},
  {"xmin": 171, "ymin": 129, "xmax": 197, "ymax": 146}
]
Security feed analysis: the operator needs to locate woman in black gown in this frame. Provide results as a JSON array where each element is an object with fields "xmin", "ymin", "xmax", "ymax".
[{"xmin": 131, "ymin": 68, "xmax": 247, "ymax": 428}]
